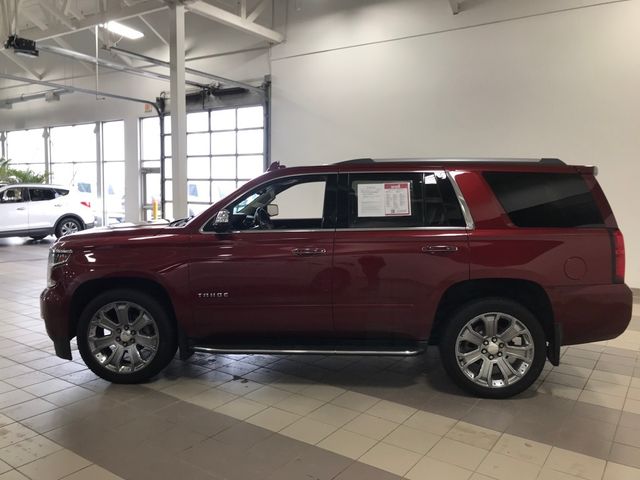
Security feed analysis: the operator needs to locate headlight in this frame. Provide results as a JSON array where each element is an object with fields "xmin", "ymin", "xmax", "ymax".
[{"xmin": 47, "ymin": 249, "xmax": 72, "ymax": 287}]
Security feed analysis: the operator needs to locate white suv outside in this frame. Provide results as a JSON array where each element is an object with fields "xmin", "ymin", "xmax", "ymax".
[{"xmin": 0, "ymin": 184, "xmax": 95, "ymax": 240}]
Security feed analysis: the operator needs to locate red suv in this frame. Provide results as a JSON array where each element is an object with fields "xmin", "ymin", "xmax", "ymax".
[{"xmin": 41, "ymin": 159, "xmax": 632, "ymax": 398}]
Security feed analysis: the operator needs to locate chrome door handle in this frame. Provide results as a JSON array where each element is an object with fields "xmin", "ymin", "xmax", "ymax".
[
  {"xmin": 292, "ymin": 247, "xmax": 327, "ymax": 257},
  {"xmin": 54, "ymin": 204, "xmax": 63, "ymax": 207},
  {"xmin": 422, "ymin": 245, "xmax": 459, "ymax": 254},
  {"xmin": 16, "ymin": 207, "xmax": 26, "ymax": 211}
]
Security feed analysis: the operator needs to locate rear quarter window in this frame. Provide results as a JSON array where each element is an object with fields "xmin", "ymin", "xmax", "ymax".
[{"xmin": 483, "ymin": 172, "xmax": 604, "ymax": 227}]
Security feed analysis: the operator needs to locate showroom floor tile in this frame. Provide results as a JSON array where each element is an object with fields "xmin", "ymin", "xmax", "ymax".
[{"xmin": 0, "ymin": 237, "xmax": 640, "ymax": 479}]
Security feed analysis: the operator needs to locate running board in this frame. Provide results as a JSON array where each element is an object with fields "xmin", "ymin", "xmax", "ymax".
[{"xmin": 191, "ymin": 345, "xmax": 425, "ymax": 356}]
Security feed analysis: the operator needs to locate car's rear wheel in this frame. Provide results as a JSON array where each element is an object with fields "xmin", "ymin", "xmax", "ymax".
[
  {"xmin": 77, "ymin": 290, "xmax": 177, "ymax": 383},
  {"xmin": 439, "ymin": 298, "xmax": 546, "ymax": 398},
  {"xmin": 55, "ymin": 217, "xmax": 83, "ymax": 238}
]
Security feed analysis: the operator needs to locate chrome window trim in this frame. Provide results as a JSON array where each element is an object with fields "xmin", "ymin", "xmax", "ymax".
[
  {"xmin": 199, "ymin": 169, "xmax": 474, "ymax": 234},
  {"xmin": 446, "ymin": 171, "xmax": 475, "ymax": 230}
]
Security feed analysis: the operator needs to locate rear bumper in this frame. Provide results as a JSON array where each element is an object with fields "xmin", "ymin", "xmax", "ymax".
[
  {"xmin": 548, "ymin": 284, "xmax": 633, "ymax": 345},
  {"xmin": 40, "ymin": 285, "xmax": 72, "ymax": 360}
]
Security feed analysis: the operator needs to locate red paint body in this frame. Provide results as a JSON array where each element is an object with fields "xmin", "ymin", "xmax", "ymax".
[{"xmin": 41, "ymin": 161, "xmax": 633, "ymax": 360}]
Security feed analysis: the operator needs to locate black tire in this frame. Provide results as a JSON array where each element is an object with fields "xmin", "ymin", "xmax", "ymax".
[
  {"xmin": 77, "ymin": 289, "xmax": 177, "ymax": 384},
  {"xmin": 30, "ymin": 235, "xmax": 47, "ymax": 241},
  {"xmin": 439, "ymin": 297, "xmax": 546, "ymax": 399},
  {"xmin": 55, "ymin": 216, "xmax": 83, "ymax": 238}
]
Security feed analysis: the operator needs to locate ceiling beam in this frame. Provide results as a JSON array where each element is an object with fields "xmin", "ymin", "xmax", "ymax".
[
  {"xmin": 27, "ymin": 1, "xmax": 168, "ymax": 41},
  {"xmin": 1, "ymin": 51, "xmax": 42, "ymax": 80},
  {"xmin": 52, "ymin": 37, "xmax": 95, "ymax": 73},
  {"xmin": 37, "ymin": 0, "xmax": 77, "ymax": 30},
  {"xmin": 449, "ymin": 0, "xmax": 460, "ymax": 15},
  {"xmin": 247, "ymin": 0, "xmax": 268, "ymax": 23},
  {"xmin": 186, "ymin": 0, "xmax": 284, "ymax": 44},
  {"xmin": 139, "ymin": 15, "xmax": 168, "ymax": 47},
  {"xmin": 21, "ymin": 8, "xmax": 49, "ymax": 31}
]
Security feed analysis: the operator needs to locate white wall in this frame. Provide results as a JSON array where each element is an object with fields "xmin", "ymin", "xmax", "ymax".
[{"xmin": 270, "ymin": 0, "xmax": 640, "ymax": 287}]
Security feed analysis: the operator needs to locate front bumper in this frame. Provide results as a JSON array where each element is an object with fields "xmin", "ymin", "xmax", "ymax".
[
  {"xmin": 548, "ymin": 283, "xmax": 633, "ymax": 346},
  {"xmin": 40, "ymin": 285, "xmax": 72, "ymax": 360}
]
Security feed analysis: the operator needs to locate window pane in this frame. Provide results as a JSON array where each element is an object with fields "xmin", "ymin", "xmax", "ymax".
[
  {"xmin": 188, "ymin": 157, "xmax": 210, "ymax": 179},
  {"xmin": 6, "ymin": 129, "xmax": 44, "ymax": 164},
  {"xmin": 188, "ymin": 181, "xmax": 210, "ymax": 203},
  {"xmin": 50, "ymin": 124, "xmax": 96, "ymax": 163},
  {"xmin": 165, "ymin": 180, "xmax": 173, "ymax": 201},
  {"xmin": 274, "ymin": 181, "xmax": 325, "ymax": 219},
  {"xmin": 211, "ymin": 131, "xmax": 236, "ymax": 155},
  {"xmin": 104, "ymin": 163, "xmax": 125, "ymax": 223},
  {"xmin": 102, "ymin": 121, "xmax": 124, "ymax": 161},
  {"xmin": 145, "ymin": 173, "xmax": 160, "ymax": 205},
  {"xmin": 483, "ymin": 172, "xmax": 604, "ymax": 227},
  {"xmin": 211, "ymin": 156, "xmax": 236, "ymax": 179},
  {"xmin": 237, "ymin": 129, "xmax": 263, "ymax": 154},
  {"xmin": 51, "ymin": 163, "xmax": 74, "ymax": 186},
  {"xmin": 237, "ymin": 155, "xmax": 264, "ymax": 179},
  {"xmin": 164, "ymin": 115, "xmax": 171, "ymax": 134},
  {"xmin": 211, "ymin": 181, "xmax": 236, "ymax": 201},
  {"xmin": 141, "ymin": 117, "xmax": 160, "ymax": 160},
  {"xmin": 164, "ymin": 202, "xmax": 173, "ymax": 220},
  {"xmin": 164, "ymin": 135, "xmax": 172, "ymax": 157},
  {"xmin": 237, "ymin": 106, "xmax": 264, "ymax": 129},
  {"xmin": 188, "ymin": 203, "xmax": 209, "ymax": 216},
  {"xmin": 211, "ymin": 109, "xmax": 235, "ymax": 131},
  {"xmin": 164, "ymin": 158, "xmax": 172, "ymax": 179},
  {"xmin": 187, "ymin": 133, "xmax": 209, "ymax": 156},
  {"xmin": 187, "ymin": 111, "xmax": 209, "ymax": 132}
]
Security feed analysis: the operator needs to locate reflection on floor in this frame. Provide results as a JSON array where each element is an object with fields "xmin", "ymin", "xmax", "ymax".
[{"xmin": 0, "ymin": 237, "xmax": 639, "ymax": 480}]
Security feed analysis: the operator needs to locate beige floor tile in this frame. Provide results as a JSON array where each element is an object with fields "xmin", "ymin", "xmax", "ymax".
[
  {"xmin": 0, "ymin": 424, "xmax": 37, "ymax": 449},
  {"xmin": 383, "ymin": 425, "xmax": 440, "ymax": 455},
  {"xmin": 0, "ymin": 460, "xmax": 9, "ymax": 475},
  {"xmin": 584, "ymin": 379, "xmax": 629, "ymax": 397},
  {"xmin": 299, "ymin": 384, "xmax": 345, "ymax": 402},
  {"xmin": 551, "ymin": 365, "xmax": 593, "ymax": 379},
  {"xmin": 217, "ymin": 379, "xmax": 263, "ymax": 396},
  {"xmin": 538, "ymin": 381, "xmax": 582, "ymax": 400},
  {"xmin": 359, "ymin": 442, "xmax": 421, "ymax": 476},
  {"xmin": 243, "ymin": 386, "xmax": 292, "ymax": 406},
  {"xmin": 331, "ymin": 391, "xmax": 380, "ymax": 412},
  {"xmin": 545, "ymin": 371, "xmax": 588, "ymax": 389},
  {"xmin": 538, "ymin": 467, "xmax": 587, "ymax": 480},
  {"xmin": 590, "ymin": 370, "xmax": 632, "ymax": 386},
  {"xmin": 245, "ymin": 406, "xmax": 300, "ymax": 432},
  {"xmin": 188, "ymin": 388, "xmax": 237, "ymax": 410},
  {"xmin": 404, "ymin": 410, "xmax": 457, "ymax": 436},
  {"xmin": 627, "ymin": 387, "xmax": 640, "ymax": 401},
  {"xmin": 61, "ymin": 464, "xmax": 123, "ymax": 480},
  {"xmin": 0, "ymin": 416, "xmax": 13, "ymax": 428},
  {"xmin": 158, "ymin": 380, "xmax": 211, "ymax": 400},
  {"xmin": 280, "ymin": 417, "xmax": 337, "ymax": 444},
  {"xmin": 631, "ymin": 377, "xmax": 640, "ymax": 389},
  {"xmin": 307, "ymin": 403, "xmax": 360, "ymax": 427},
  {"xmin": 18, "ymin": 449, "xmax": 91, "ymax": 480},
  {"xmin": 213, "ymin": 397, "xmax": 267, "ymax": 420},
  {"xmin": 603, "ymin": 461, "xmax": 640, "ymax": 480},
  {"xmin": 427, "ymin": 438, "xmax": 488, "ymax": 470},
  {"xmin": 545, "ymin": 447, "xmax": 606, "ymax": 480},
  {"xmin": 0, "ymin": 435, "xmax": 62, "ymax": 468},
  {"xmin": 367, "ymin": 400, "xmax": 416, "ymax": 423},
  {"xmin": 274, "ymin": 394, "xmax": 325, "ymax": 415},
  {"xmin": 622, "ymin": 398, "xmax": 640, "ymax": 415},
  {"xmin": 317, "ymin": 429, "xmax": 377, "ymax": 460},
  {"xmin": 477, "ymin": 451, "xmax": 541, "ymax": 480},
  {"xmin": 0, "ymin": 470, "xmax": 30, "ymax": 480},
  {"xmin": 492, "ymin": 433, "xmax": 551, "ymax": 466},
  {"xmin": 343, "ymin": 414, "xmax": 398, "ymax": 440},
  {"xmin": 405, "ymin": 456, "xmax": 472, "ymax": 480},
  {"xmin": 578, "ymin": 390, "xmax": 625, "ymax": 410},
  {"xmin": 445, "ymin": 421, "xmax": 501, "ymax": 450}
]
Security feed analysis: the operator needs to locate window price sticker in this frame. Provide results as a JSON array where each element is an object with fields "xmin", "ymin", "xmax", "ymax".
[{"xmin": 357, "ymin": 182, "xmax": 411, "ymax": 217}]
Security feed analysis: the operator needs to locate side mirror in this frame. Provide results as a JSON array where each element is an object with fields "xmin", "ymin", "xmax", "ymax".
[
  {"xmin": 266, "ymin": 204, "xmax": 279, "ymax": 217},
  {"xmin": 212, "ymin": 209, "xmax": 230, "ymax": 232}
]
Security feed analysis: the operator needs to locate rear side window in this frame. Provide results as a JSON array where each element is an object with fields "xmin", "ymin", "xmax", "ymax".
[
  {"xmin": 483, "ymin": 172, "xmax": 604, "ymax": 227},
  {"xmin": 55, "ymin": 189, "xmax": 69, "ymax": 196},
  {"xmin": 29, "ymin": 188, "xmax": 57, "ymax": 202}
]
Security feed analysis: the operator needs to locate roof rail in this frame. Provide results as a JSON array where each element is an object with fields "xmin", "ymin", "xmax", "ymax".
[
  {"xmin": 334, "ymin": 158, "xmax": 375, "ymax": 165},
  {"xmin": 539, "ymin": 158, "xmax": 566, "ymax": 165},
  {"xmin": 334, "ymin": 157, "xmax": 566, "ymax": 165}
]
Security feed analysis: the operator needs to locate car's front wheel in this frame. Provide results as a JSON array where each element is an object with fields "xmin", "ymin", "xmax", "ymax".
[
  {"xmin": 76, "ymin": 290, "xmax": 177, "ymax": 383},
  {"xmin": 439, "ymin": 298, "xmax": 546, "ymax": 398},
  {"xmin": 55, "ymin": 217, "xmax": 83, "ymax": 238}
]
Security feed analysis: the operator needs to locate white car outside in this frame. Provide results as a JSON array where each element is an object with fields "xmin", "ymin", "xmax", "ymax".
[{"xmin": 0, "ymin": 184, "xmax": 95, "ymax": 240}]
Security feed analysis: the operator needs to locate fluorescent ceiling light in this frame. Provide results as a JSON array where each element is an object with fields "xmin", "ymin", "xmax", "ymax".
[{"xmin": 101, "ymin": 21, "xmax": 144, "ymax": 40}]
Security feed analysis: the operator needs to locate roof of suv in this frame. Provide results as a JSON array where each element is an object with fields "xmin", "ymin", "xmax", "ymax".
[{"xmin": 0, "ymin": 184, "xmax": 68, "ymax": 189}]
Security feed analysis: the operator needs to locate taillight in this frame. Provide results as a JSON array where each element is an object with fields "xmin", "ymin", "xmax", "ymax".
[
  {"xmin": 81, "ymin": 201, "xmax": 91, "ymax": 208},
  {"xmin": 612, "ymin": 229, "xmax": 625, "ymax": 284}
]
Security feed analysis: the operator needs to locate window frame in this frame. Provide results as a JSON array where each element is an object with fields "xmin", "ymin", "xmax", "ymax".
[
  {"xmin": 336, "ymin": 170, "xmax": 471, "ymax": 231},
  {"xmin": 201, "ymin": 173, "xmax": 338, "ymax": 234}
]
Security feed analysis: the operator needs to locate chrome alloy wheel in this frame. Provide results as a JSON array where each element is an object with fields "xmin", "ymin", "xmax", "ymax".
[
  {"xmin": 60, "ymin": 221, "xmax": 80, "ymax": 236},
  {"xmin": 455, "ymin": 312, "xmax": 535, "ymax": 388},
  {"xmin": 87, "ymin": 301, "xmax": 159, "ymax": 374}
]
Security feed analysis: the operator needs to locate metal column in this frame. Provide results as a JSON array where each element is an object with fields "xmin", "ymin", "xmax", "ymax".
[{"xmin": 169, "ymin": 3, "xmax": 188, "ymax": 218}]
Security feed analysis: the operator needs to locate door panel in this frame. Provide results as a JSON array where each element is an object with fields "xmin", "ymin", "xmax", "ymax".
[
  {"xmin": 0, "ymin": 188, "xmax": 29, "ymax": 233},
  {"xmin": 27, "ymin": 188, "xmax": 59, "ymax": 230},
  {"xmin": 333, "ymin": 230, "xmax": 469, "ymax": 339},
  {"xmin": 189, "ymin": 231, "xmax": 334, "ymax": 338}
]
